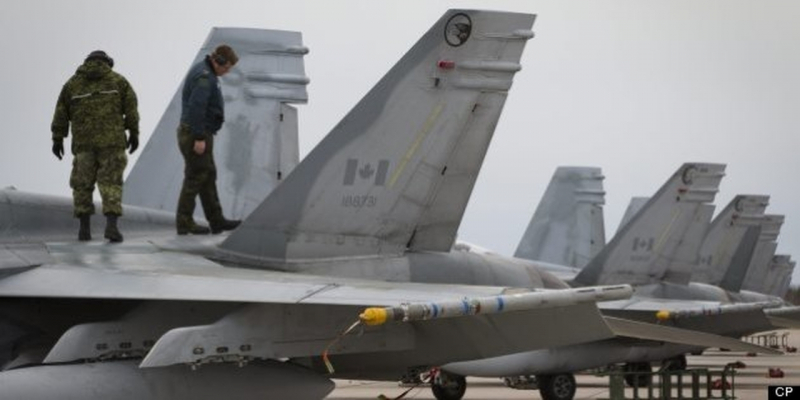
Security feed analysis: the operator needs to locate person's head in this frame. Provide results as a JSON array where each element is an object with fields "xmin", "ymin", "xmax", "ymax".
[
  {"xmin": 85, "ymin": 50, "xmax": 114, "ymax": 68},
  {"xmin": 210, "ymin": 45, "xmax": 238, "ymax": 76}
]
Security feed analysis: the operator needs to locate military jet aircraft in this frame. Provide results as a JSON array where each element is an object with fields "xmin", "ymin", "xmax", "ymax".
[
  {"xmin": 616, "ymin": 194, "xmax": 788, "ymax": 304},
  {"xmin": 0, "ymin": 10, "xmax": 670, "ymax": 400},
  {"xmin": 439, "ymin": 164, "xmax": 787, "ymax": 400}
]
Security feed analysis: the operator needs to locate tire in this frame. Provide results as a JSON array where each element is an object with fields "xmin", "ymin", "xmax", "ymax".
[
  {"xmin": 623, "ymin": 362, "xmax": 652, "ymax": 387},
  {"xmin": 431, "ymin": 372, "xmax": 466, "ymax": 400},
  {"xmin": 538, "ymin": 373, "xmax": 577, "ymax": 400},
  {"xmin": 662, "ymin": 355, "xmax": 687, "ymax": 371}
]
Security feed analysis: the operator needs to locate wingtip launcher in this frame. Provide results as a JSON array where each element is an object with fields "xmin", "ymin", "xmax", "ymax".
[{"xmin": 359, "ymin": 285, "xmax": 633, "ymax": 326}]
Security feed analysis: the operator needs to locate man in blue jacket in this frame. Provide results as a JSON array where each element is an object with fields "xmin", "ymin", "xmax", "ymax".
[{"xmin": 176, "ymin": 44, "xmax": 241, "ymax": 235}]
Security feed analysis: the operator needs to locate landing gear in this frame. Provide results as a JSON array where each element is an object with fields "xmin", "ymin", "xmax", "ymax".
[
  {"xmin": 537, "ymin": 373, "xmax": 577, "ymax": 400},
  {"xmin": 431, "ymin": 371, "xmax": 466, "ymax": 400},
  {"xmin": 503, "ymin": 375, "xmax": 537, "ymax": 389},
  {"xmin": 623, "ymin": 362, "xmax": 652, "ymax": 387},
  {"xmin": 661, "ymin": 354, "xmax": 687, "ymax": 371}
]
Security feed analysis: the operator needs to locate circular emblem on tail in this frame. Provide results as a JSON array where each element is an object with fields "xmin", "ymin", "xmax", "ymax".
[
  {"xmin": 681, "ymin": 165, "xmax": 697, "ymax": 185},
  {"xmin": 444, "ymin": 13, "xmax": 472, "ymax": 47}
]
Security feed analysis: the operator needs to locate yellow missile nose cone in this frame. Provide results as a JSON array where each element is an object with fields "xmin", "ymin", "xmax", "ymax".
[
  {"xmin": 656, "ymin": 310, "xmax": 671, "ymax": 321},
  {"xmin": 359, "ymin": 307, "xmax": 388, "ymax": 326}
]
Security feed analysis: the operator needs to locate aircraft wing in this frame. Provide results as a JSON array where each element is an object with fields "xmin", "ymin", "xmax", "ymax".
[
  {"xmin": 604, "ymin": 316, "xmax": 781, "ymax": 355},
  {"xmin": 601, "ymin": 298, "xmax": 781, "ymax": 337},
  {"xmin": 0, "ymin": 236, "xmax": 631, "ymax": 369},
  {"xmin": 0, "ymin": 242, "xmax": 51, "ymax": 278}
]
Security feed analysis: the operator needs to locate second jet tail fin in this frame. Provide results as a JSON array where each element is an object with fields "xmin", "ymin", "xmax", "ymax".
[
  {"xmin": 574, "ymin": 163, "xmax": 724, "ymax": 287},
  {"xmin": 692, "ymin": 195, "xmax": 769, "ymax": 287},
  {"xmin": 514, "ymin": 166, "xmax": 605, "ymax": 269},
  {"xmin": 124, "ymin": 28, "xmax": 308, "ymax": 221}
]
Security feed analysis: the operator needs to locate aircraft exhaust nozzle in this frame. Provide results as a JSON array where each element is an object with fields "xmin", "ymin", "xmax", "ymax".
[{"xmin": 0, "ymin": 360, "xmax": 333, "ymax": 400}]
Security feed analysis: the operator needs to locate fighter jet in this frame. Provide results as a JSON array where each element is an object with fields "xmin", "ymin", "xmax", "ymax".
[
  {"xmin": 617, "ymin": 194, "xmax": 788, "ymax": 304},
  {"xmin": 0, "ymin": 10, "xmax": 661, "ymax": 400},
  {"xmin": 440, "ymin": 164, "xmax": 787, "ymax": 400}
]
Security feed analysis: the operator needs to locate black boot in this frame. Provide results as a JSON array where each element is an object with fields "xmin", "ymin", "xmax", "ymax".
[
  {"xmin": 177, "ymin": 223, "xmax": 211, "ymax": 235},
  {"xmin": 104, "ymin": 214, "xmax": 123, "ymax": 243},
  {"xmin": 210, "ymin": 218, "xmax": 241, "ymax": 234},
  {"xmin": 78, "ymin": 214, "xmax": 91, "ymax": 241}
]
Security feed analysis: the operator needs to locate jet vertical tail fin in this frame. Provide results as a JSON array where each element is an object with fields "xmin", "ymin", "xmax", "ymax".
[
  {"xmin": 616, "ymin": 197, "xmax": 648, "ymax": 234},
  {"xmin": 219, "ymin": 10, "xmax": 536, "ymax": 266},
  {"xmin": 741, "ymin": 215, "xmax": 784, "ymax": 292},
  {"xmin": 777, "ymin": 258, "xmax": 795, "ymax": 297},
  {"xmin": 514, "ymin": 166, "xmax": 605, "ymax": 269},
  {"xmin": 573, "ymin": 163, "xmax": 725, "ymax": 287},
  {"xmin": 124, "ymin": 28, "xmax": 308, "ymax": 220},
  {"xmin": 763, "ymin": 255, "xmax": 793, "ymax": 296},
  {"xmin": 692, "ymin": 195, "xmax": 768, "ymax": 286},
  {"xmin": 717, "ymin": 225, "xmax": 762, "ymax": 293}
]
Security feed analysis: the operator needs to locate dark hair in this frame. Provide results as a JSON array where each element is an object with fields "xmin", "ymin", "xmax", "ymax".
[{"xmin": 212, "ymin": 45, "xmax": 238, "ymax": 66}]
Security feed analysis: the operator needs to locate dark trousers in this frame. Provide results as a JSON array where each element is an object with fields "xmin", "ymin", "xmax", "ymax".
[{"xmin": 176, "ymin": 125, "xmax": 223, "ymax": 228}]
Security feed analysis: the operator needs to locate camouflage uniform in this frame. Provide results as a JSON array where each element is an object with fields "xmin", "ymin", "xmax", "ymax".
[
  {"xmin": 176, "ymin": 56, "xmax": 226, "ymax": 230},
  {"xmin": 51, "ymin": 59, "xmax": 139, "ymax": 217}
]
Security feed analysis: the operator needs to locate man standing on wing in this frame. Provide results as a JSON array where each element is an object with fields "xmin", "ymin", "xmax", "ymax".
[
  {"xmin": 176, "ymin": 44, "xmax": 241, "ymax": 235},
  {"xmin": 51, "ymin": 50, "xmax": 139, "ymax": 243}
]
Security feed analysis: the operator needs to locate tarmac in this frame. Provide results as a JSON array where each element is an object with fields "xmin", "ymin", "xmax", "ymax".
[{"xmin": 327, "ymin": 330, "xmax": 800, "ymax": 400}]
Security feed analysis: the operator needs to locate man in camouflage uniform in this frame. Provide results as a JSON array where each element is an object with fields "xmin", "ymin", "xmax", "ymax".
[
  {"xmin": 51, "ymin": 50, "xmax": 139, "ymax": 243},
  {"xmin": 176, "ymin": 44, "xmax": 241, "ymax": 235}
]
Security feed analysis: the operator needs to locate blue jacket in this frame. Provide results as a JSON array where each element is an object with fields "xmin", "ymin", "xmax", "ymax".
[{"xmin": 180, "ymin": 56, "xmax": 224, "ymax": 138}]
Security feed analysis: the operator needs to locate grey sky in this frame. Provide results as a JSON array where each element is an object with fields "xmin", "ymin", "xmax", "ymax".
[{"xmin": 2, "ymin": 1, "xmax": 799, "ymax": 285}]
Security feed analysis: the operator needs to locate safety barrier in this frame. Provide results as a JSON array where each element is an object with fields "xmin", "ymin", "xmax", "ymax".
[{"xmin": 602, "ymin": 365, "xmax": 736, "ymax": 400}]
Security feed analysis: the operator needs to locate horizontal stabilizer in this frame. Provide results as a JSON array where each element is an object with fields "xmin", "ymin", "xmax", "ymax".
[{"xmin": 604, "ymin": 316, "xmax": 781, "ymax": 355}]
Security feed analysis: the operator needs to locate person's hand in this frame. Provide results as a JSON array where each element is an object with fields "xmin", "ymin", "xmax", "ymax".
[
  {"xmin": 127, "ymin": 134, "xmax": 139, "ymax": 154},
  {"xmin": 52, "ymin": 139, "xmax": 64, "ymax": 160},
  {"xmin": 193, "ymin": 139, "xmax": 206, "ymax": 155}
]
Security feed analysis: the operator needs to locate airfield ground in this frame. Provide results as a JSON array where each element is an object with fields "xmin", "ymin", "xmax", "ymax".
[{"xmin": 328, "ymin": 330, "xmax": 800, "ymax": 400}]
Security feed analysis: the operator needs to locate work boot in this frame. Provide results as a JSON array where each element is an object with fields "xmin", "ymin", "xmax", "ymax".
[
  {"xmin": 78, "ymin": 214, "xmax": 91, "ymax": 241},
  {"xmin": 210, "ymin": 218, "xmax": 241, "ymax": 234},
  {"xmin": 104, "ymin": 214, "xmax": 123, "ymax": 243},
  {"xmin": 177, "ymin": 223, "xmax": 211, "ymax": 235}
]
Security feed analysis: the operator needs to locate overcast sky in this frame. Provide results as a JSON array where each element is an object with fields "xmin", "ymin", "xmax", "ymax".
[{"xmin": 2, "ymin": 1, "xmax": 799, "ymax": 285}]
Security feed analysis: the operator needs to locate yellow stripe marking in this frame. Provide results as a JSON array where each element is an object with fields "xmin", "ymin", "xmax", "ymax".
[
  {"xmin": 387, "ymin": 102, "xmax": 445, "ymax": 188},
  {"xmin": 654, "ymin": 209, "xmax": 681, "ymax": 253}
]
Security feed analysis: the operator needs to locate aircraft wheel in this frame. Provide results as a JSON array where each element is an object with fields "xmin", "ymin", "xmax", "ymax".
[
  {"xmin": 662, "ymin": 354, "xmax": 687, "ymax": 371},
  {"xmin": 431, "ymin": 372, "xmax": 466, "ymax": 400},
  {"xmin": 623, "ymin": 362, "xmax": 652, "ymax": 387},
  {"xmin": 538, "ymin": 373, "xmax": 576, "ymax": 400}
]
